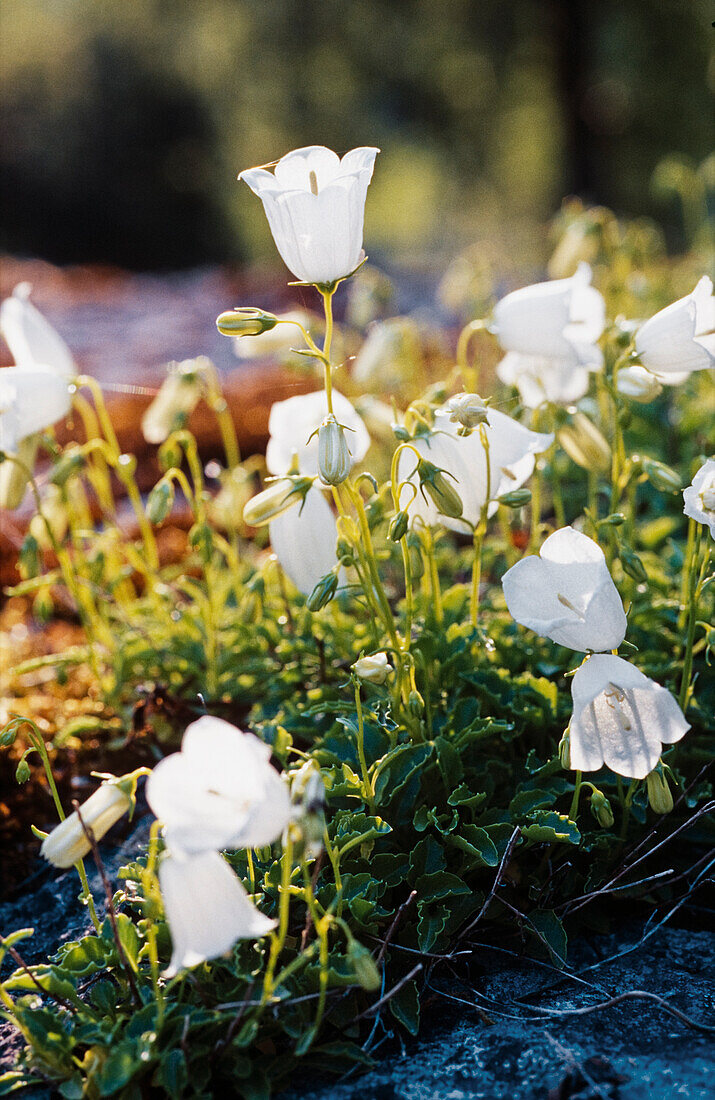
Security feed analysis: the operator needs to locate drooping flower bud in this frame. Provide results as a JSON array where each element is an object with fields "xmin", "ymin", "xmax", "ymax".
[
  {"xmin": 558, "ymin": 413, "xmax": 611, "ymax": 473},
  {"xmin": 558, "ymin": 728, "xmax": 571, "ymax": 769},
  {"xmin": 388, "ymin": 509, "xmax": 409, "ymax": 542},
  {"xmin": 616, "ymin": 365, "xmax": 663, "ymax": 404},
  {"xmin": 589, "ymin": 788, "xmax": 615, "ymax": 828},
  {"xmin": 619, "ymin": 542, "xmax": 648, "ymax": 584},
  {"xmin": 347, "ymin": 935, "xmax": 381, "ymax": 991},
  {"xmin": 243, "ymin": 476, "xmax": 312, "ymax": 528},
  {"xmin": 306, "ymin": 569, "xmax": 339, "ymax": 611},
  {"xmin": 141, "ymin": 360, "xmax": 205, "ymax": 445},
  {"xmin": 317, "ymin": 415, "xmax": 351, "ymax": 485},
  {"xmin": 445, "ymin": 392, "xmax": 489, "ymax": 431},
  {"xmin": 498, "ymin": 488, "xmax": 532, "ymax": 508},
  {"xmin": 147, "ymin": 478, "xmax": 175, "ymax": 525},
  {"xmin": 417, "ymin": 458, "xmax": 463, "ymax": 519},
  {"xmin": 641, "ymin": 458, "xmax": 681, "ymax": 494},
  {"xmin": 646, "ymin": 765, "xmax": 674, "ymax": 814},
  {"xmin": 216, "ymin": 307, "xmax": 278, "ymax": 337},
  {"xmin": 353, "ymin": 652, "xmax": 392, "ymax": 685},
  {"xmin": 40, "ymin": 781, "xmax": 133, "ymax": 868}
]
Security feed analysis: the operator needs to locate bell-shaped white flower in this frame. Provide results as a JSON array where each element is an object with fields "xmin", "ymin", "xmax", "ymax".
[
  {"xmin": 615, "ymin": 364, "xmax": 663, "ymax": 403},
  {"xmin": 399, "ymin": 408, "xmax": 553, "ymax": 531},
  {"xmin": 0, "ymin": 367, "xmax": 72, "ymax": 454},
  {"xmin": 239, "ymin": 145, "xmax": 380, "ymax": 285},
  {"xmin": 352, "ymin": 652, "xmax": 392, "ymax": 685},
  {"xmin": 159, "ymin": 849, "xmax": 275, "ymax": 977},
  {"xmin": 270, "ymin": 484, "xmax": 339, "ymax": 596},
  {"xmin": 501, "ymin": 527, "xmax": 627, "ymax": 652},
  {"xmin": 266, "ymin": 389, "xmax": 370, "ymax": 478},
  {"xmin": 683, "ymin": 457, "xmax": 715, "ymax": 538},
  {"xmin": 0, "ymin": 284, "xmax": 76, "ymax": 379},
  {"xmin": 492, "ymin": 263, "xmax": 605, "ymax": 366},
  {"xmin": 40, "ymin": 782, "xmax": 132, "ymax": 869},
  {"xmin": 569, "ymin": 654, "xmax": 689, "ymax": 778},
  {"xmin": 146, "ymin": 715, "xmax": 292, "ymax": 855},
  {"xmin": 635, "ymin": 276, "xmax": 714, "ymax": 378},
  {"xmin": 497, "ymin": 352, "xmax": 593, "ymax": 409}
]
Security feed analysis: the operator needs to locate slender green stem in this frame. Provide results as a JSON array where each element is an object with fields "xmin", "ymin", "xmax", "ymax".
[
  {"xmin": 679, "ymin": 524, "xmax": 705, "ymax": 711},
  {"xmin": 569, "ymin": 770, "xmax": 583, "ymax": 821},
  {"xmin": 262, "ymin": 832, "xmax": 294, "ymax": 1002},
  {"xmin": 353, "ymin": 681, "xmax": 376, "ymax": 814},
  {"xmin": 455, "ymin": 318, "xmax": 486, "ymax": 391},
  {"xmin": 320, "ymin": 288, "xmax": 336, "ymax": 415},
  {"xmin": 620, "ymin": 779, "xmax": 638, "ymax": 840},
  {"xmin": 204, "ymin": 362, "xmax": 241, "ymax": 470},
  {"xmin": 143, "ymin": 820, "xmax": 164, "ymax": 1026},
  {"xmin": 470, "ymin": 515, "xmax": 487, "ymax": 628}
]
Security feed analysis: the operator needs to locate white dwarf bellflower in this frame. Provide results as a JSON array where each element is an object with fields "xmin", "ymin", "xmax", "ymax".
[
  {"xmin": 615, "ymin": 364, "xmax": 663, "ymax": 403},
  {"xmin": 497, "ymin": 352, "xmax": 592, "ymax": 409},
  {"xmin": 158, "ymin": 849, "xmax": 276, "ymax": 977},
  {"xmin": 146, "ymin": 715, "xmax": 291, "ymax": 855},
  {"xmin": 683, "ymin": 457, "xmax": 715, "ymax": 538},
  {"xmin": 0, "ymin": 284, "xmax": 76, "ymax": 380},
  {"xmin": 0, "ymin": 367, "xmax": 72, "ymax": 455},
  {"xmin": 569, "ymin": 654, "xmax": 689, "ymax": 778},
  {"xmin": 265, "ymin": 389, "xmax": 370, "ymax": 478},
  {"xmin": 269, "ymin": 484, "xmax": 340, "ymax": 596},
  {"xmin": 399, "ymin": 408, "xmax": 553, "ymax": 531},
  {"xmin": 501, "ymin": 527, "xmax": 627, "ymax": 653},
  {"xmin": 635, "ymin": 276, "xmax": 714, "ymax": 379},
  {"xmin": 239, "ymin": 146, "xmax": 380, "ymax": 285},
  {"xmin": 492, "ymin": 264, "xmax": 605, "ymax": 367},
  {"xmin": 40, "ymin": 781, "xmax": 132, "ymax": 869}
]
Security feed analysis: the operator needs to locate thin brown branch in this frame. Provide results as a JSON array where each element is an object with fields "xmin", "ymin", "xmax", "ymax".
[
  {"xmin": 353, "ymin": 963, "xmax": 423, "ymax": 1022},
  {"xmin": 376, "ymin": 889, "xmax": 417, "ymax": 966}
]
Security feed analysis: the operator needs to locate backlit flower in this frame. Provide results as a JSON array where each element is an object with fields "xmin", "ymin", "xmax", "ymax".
[
  {"xmin": 266, "ymin": 390, "xmax": 370, "ymax": 478},
  {"xmin": 569, "ymin": 654, "xmax": 689, "ymax": 778},
  {"xmin": 0, "ymin": 283, "xmax": 76, "ymax": 380},
  {"xmin": 146, "ymin": 715, "xmax": 291, "ymax": 855},
  {"xmin": 40, "ymin": 781, "xmax": 132, "ymax": 869},
  {"xmin": 682, "ymin": 457, "xmax": 715, "ymax": 538},
  {"xmin": 239, "ymin": 145, "xmax": 380, "ymax": 284},
  {"xmin": 492, "ymin": 264, "xmax": 605, "ymax": 366},
  {"xmin": 497, "ymin": 352, "xmax": 592, "ymax": 408},
  {"xmin": 635, "ymin": 276, "xmax": 714, "ymax": 378},
  {"xmin": 502, "ymin": 527, "xmax": 627, "ymax": 652},
  {"xmin": 0, "ymin": 367, "xmax": 72, "ymax": 454},
  {"xmin": 399, "ymin": 409, "xmax": 552, "ymax": 531},
  {"xmin": 159, "ymin": 849, "xmax": 275, "ymax": 977},
  {"xmin": 615, "ymin": 364, "xmax": 663, "ymax": 403},
  {"xmin": 270, "ymin": 484, "xmax": 340, "ymax": 596}
]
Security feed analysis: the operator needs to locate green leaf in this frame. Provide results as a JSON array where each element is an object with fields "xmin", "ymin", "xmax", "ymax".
[
  {"xmin": 529, "ymin": 909, "xmax": 568, "ymax": 967},
  {"xmin": 448, "ymin": 825, "xmax": 499, "ymax": 866},
  {"xmin": 509, "ymin": 788, "xmax": 556, "ymax": 817},
  {"xmin": 153, "ymin": 1050, "xmax": 188, "ymax": 1097},
  {"xmin": 522, "ymin": 811, "xmax": 581, "ymax": 845},
  {"xmin": 389, "ymin": 978, "xmax": 420, "ymax": 1035}
]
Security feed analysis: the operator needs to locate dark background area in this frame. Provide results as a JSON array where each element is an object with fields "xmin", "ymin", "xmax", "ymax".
[{"xmin": 0, "ymin": 0, "xmax": 712, "ymax": 272}]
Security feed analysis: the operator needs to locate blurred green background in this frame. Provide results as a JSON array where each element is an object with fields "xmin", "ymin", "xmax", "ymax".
[{"xmin": 0, "ymin": 0, "xmax": 712, "ymax": 271}]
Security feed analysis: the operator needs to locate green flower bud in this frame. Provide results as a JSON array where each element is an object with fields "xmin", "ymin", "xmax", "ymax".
[
  {"xmin": 147, "ymin": 479, "xmax": 175, "ymax": 525},
  {"xmin": 188, "ymin": 522, "xmax": 214, "ymax": 564},
  {"xmin": 408, "ymin": 689, "xmax": 425, "ymax": 715},
  {"xmin": 388, "ymin": 510, "xmax": 409, "ymax": 542},
  {"xmin": 558, "ymin": 413, "xmax": 611, "ymax": 473},
  {"xmin": 417, "ymin": 458, "xmax": 463, "ymax": 519},
  {"xmin": 619, "ymin": 543, "xmax": 648, "ymax": 584},
  {"xmin": 18, "ymin": 533, "xmax": 41, "ymax": 580},
  {"xmin": 307, "ymin": 570, "xmax": 339, "ymax": 612},
  {"xmin": 392, "ymin": 424, "xmax": 411, "ymax": 442},
  {"xmin": 347, "ymin": 937, "xmax": 381, "ymax": 991},
  {"xmin": 602, "ymin": 512, "xmax": 626, "ymax": 526},
  {"xmin": 641, "ymin": 458, "xmax": 681, "ymax": 494},
  {"xmin": 498, "ymin": 488, "xmax": 532, "ymax": 508},
  {"xmin": 15, "ymin": 757, "xmax": 31, "ymax": 784},
  {"xmin": 646, "ymin": 766, "xmax": 673, "ymax": 815},
  {"xmin": 558, "ymin": 728, "xmax": 571, "ymax": 769},
  {"xmin": 589, "ymin": 788, "xmax": 615, "ymax": 828},
  {"xmin": 406, "ymin": 531, "xmax": 425, "ymax": 580},
  {"xmin": 0, "ymin": 725, "xmax": 17, "ymax": 747},
  {"xmin": 242, "ymin": 477, "xmax": 311, "ymax": 527},
  {"xmin": 317, "ymin": 415, "xmax": 351, "ymax": 485},
  {"xmin": 216, "ymin": 307, "xmax": 279, "ymax": 337},
  {"xmin": 49, "ymin": 446, "xmax": 85, "ymax": 487}
]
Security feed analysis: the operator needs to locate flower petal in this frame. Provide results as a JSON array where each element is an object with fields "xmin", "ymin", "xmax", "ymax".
[{"xmin": 270, "ymin": 485, "xmax": 339, "ymax": 596}]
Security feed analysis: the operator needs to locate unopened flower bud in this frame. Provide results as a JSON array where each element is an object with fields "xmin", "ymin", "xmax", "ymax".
[
  {"xmin": 216, "ymin": 307, "xmax": 278, "ymax": 338},
  {"xmin": 388, "ymin": 510, "xmax": 409, "ymax": 542},
  {"xmin": 318, "ymin": 415, "xmax": 351, "ymax": 485},
  {"xmin": 290, "ymin": 760, "xmax": 326, "ymax": 859},
  {"xmin": 589, "ymin": 788, "xmax": 615, "ymax": 828},
  {"xmin": 15, "ymin": 757, "xmax": 31, "ymax": 784},
  {"xmin": 646, "ymin": 766, "xmax": 673, "ymax": 815},
  {"xmin": 498, "ymin": 488, "xmax": 532, "ymax": 509},
  {"xmin": 49, "ymin": 446, "xmax": 85, "ymax": 488},
  {"xmin": 242, "ymin": 477, "xmax": 310, "ymax": 527},
  {"xmin": 417, "ymin": 458, "xmax": 463, "ymax": 519},
  {"xmin": 141, "ymin": 360, "xmax": 205, "ymax": 444},
  {"xmin": 558, "ymin": 413, "xmax": 611, "ymax": 473},
  {"xmin": 616, "ymin": 365, "xmax": 662, "ymax": 404},
  {"xmin": 603, "ymin": 512, "xmax": 625, "ymax": 526},
  {"xmin": 619, "ymin": 543, "xmax": 647, "ymax": 584},
  {"xmin": 147, "ymin": 478, "xmax": 175, "ymax": 525},
  {"xmin": 558, "ymin": 728, "xmax": 571, "ymax": 769},
  {"xmin": 408, "ymin": 689, "xmax": 425, "ymax": 715},
  {"xmin": 641, "ymin": 458, "xmax": 681, "ymax": 494},
  {"xmin": 446, "ymin": 392, "xmax": 489, "ymax": 431},
  {"xmin": 392, "ymin": 424, "xmax": 411, "ymax": 442},
  {"xmin": 353, "ymin": 652, "xmax": 392, "ymax": 685},
  {"xmin": 18, "ymin": 533, "xmax": 41, "ymax": 580},
  {"xmin": 406, "ymin": 531, "xmax": 425, "ymax": 580},
  {"xmin": 41, "ymin": 781, "xmax": 133, "ymax": 868},
  {"xmin": 347, "ymin": 936, "xmax": 381, "ymax": 991},
  {"xmin": 306, "ymin": 570, "xmax": 339, "ymax": 612}
]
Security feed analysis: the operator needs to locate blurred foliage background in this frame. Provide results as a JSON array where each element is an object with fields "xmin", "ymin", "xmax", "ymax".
[{"xmin": 0, "ymin": 0, "xmax": 712, "ymax": 272}]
